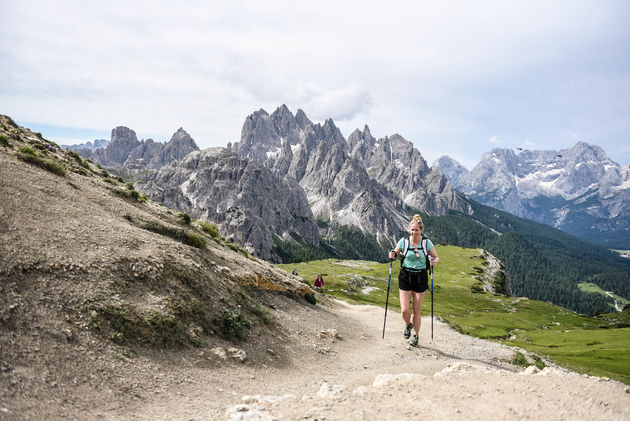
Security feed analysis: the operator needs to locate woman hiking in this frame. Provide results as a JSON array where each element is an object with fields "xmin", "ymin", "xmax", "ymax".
[{"xmin": 388, "ymin": 214, "xmax": 439, "ymax": 347}]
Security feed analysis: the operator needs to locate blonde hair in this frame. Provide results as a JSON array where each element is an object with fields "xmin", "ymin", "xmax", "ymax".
[{"xmin": 409, "ymin": 214, "xmax": 424, "ymax": 230}]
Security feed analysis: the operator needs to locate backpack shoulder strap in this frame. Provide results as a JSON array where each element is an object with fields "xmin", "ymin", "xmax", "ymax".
[
  {"xmin": 421, "ymin": 235, "xmax": 430, "ymax": 268},
  {"xmin": 400, "ymin": 237, "xmax": 409, "ymax": 266},
  {"xmin": 421, "ymin": 235, "xmax": 428, "ymax": 257}
]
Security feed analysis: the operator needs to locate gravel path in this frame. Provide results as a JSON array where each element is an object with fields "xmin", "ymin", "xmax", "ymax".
[{"xmin": 119, "ymin": 299, "xmax": 630, "ymax": 420}]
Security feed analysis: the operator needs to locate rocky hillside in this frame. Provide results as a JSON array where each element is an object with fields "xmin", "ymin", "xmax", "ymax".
[
  {"xmin": 140, "ymin": 147, "xmax": 320, "ymax": 261},
  {"xmin": 434, "ymin": 143, "xmax": 630, "ymax": 247},
  {"xmin": 0, "ymin": 115, "xmax": 324, "ymax": 419}
]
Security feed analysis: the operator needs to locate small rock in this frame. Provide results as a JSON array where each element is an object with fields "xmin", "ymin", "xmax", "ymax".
[
  {"xmin": 211, "ymin": 347, "xmax": 227, "ymax": 360},
  {"xmin": 523, "ymin": 366, "xmax": 540, "ymax": 375},
  {"xmin": 225, "ymin": 404, "xmax": 274, "ymax": 421},
  {"xmin": 228, "ymin": 347, "xmax": 247, "ymax": 363},
  {"xmin": 373, "ymin": 373, "xmax": 416, "ymax": 387},
  {"xmin": 316, "ymin": 382, "xmax": 347, "ymax": 401}
]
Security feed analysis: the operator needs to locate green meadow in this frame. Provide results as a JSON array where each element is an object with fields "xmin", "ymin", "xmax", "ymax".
[
  {"xmin": 578, "ymin": 282, "xmax": 630, "ymax": 311},
  {"xmin": 279, "ymin": 245, "xmax": 630, "ymax": 384}
]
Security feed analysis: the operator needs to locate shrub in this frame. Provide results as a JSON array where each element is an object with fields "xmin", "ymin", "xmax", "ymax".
[
  {"xmin": 213, "ymin": 307, "xmax": 251, "ymax": 341},
  {"xmin": 511, "ymin": 351, "xmax": 529, "ymax": 368},
  {"xmin": 199, "ymin": 221, "xmax": 221, "ymax": 239},
  {"xmin": 17, "ymin": 147, "xmax": 66, "ymax": 176},
  {"xmin": 179, "ymin": 212, "xmax": 192, "ymax": 225},
  {"xmin": 68, "ymin": 151, "xmax": 90, "ymax": 168},
  {"xmin": 304, "ymin": 293, "xmax": 317, "ymax": 305},
  {"xmin": 0, "ymin": 135, "xmax": 10, "ymax": 147},
  {"xmin": 183, "ymin": 232, "xmax": 206, "ymax": 249},
  {"xmin": 142, "ymin": 221, "xmax": 206, "ymax": 249}
]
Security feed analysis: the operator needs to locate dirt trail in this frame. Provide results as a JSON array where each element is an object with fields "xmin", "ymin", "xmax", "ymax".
[{"xmin": 118, "ymin": 299, "xmax": 630, "ymax": 420}]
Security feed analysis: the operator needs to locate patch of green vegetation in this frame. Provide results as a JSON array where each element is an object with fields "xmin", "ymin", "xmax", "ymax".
[
  {"xmin": 179, "ymin": 212, "xmax": 192, "ymax": 225},
  {"xmin": 596, "ymin": 307, "xmax": 630, "ymax": 328},
  {"xmin": 237, "ymin": 288, "xmax": 273, "ymax": 325},
  {"xmin": 578, "ymin": 282, "xmax": 630, "ymax": 312},
  {"xmin": 68, "ymin": 151, "xmax": 90, "ymax": 169},
  {"xmin": 279, "ymin": 245, "xmax": 630, "ymax": 384},
  {"xmin": 90, "ymin": 303, "xmax": 194, "ymax": 348},
  {"xmin": 17, "ymin": 146, "xmax": 66, "ymax": 176},
  {"xmin": 183, "ymin": 232, "xmax": 207, "ymax": 249},
  {"xmin": 0, "ymin": 134, "xmax": 10, "ymax": 147},
  {"xmin": 142, "ymin": 220, "xmax": 206, "ymax": 249},
  {"xmin": 199, "ymin": 221, "xmax": 222, "ymax": 241},
  {"xmin": 212, "ymin": 298, "xmax": 252, "ymax": 341},
  {"xmin": 113, "ymin": 185, "xmax": 147, "ymax": 203},
  {"xmin": 315, "ymin": 217, "xmax": 330, "ymax": 228},
  {"xmin": 511, "ymin": 351, "xmax": 529, "ymax": 368}
]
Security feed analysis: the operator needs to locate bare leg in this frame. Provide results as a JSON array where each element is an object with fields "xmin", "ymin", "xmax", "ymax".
[
  {"xmin": 399, "ymin": 289, "xmax": 412, "ymax": 326},
  {"xmin": 411, "ymin": 291, "xmax": 426, "ymax": 335}
]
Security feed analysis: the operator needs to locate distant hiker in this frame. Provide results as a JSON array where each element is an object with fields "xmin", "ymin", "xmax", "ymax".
[
  {"xmin": 388, "ymin": 214, "xmax": 439, "ymax": 347},
  {"xmin": 314, "ymin": 274, "xmax": 324, "ymax": 289},
  {"xmin": 292, "ymin": 268, "xmax": 298, "ymax": 276}
]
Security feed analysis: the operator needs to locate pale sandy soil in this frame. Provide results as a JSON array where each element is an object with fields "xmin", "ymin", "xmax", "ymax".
[{"xmin": 118, "ymin": 298, "xmax": 630, "ymax": 421}]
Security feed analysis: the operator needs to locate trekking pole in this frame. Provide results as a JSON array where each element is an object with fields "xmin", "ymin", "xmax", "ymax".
[
  {"xmin": 430, "ymin": 262, "xmax": 434, "ymax": 341},
  {"xmin": 382, "ymin": 254, "xmax": 393, "ymax": 339}
]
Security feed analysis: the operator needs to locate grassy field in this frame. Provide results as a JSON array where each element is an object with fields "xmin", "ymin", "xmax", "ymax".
[
  {"xmin": 279, "ymin": 245, "xmax": 630, "ymax": 384},
  {"xmin": 578, "ymin": 282, "xmax": 630, "ymax": 311}
]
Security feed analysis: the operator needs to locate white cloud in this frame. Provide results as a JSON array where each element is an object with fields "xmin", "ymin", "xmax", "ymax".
[
  {"xmin": 1, "ymin": 0, "xmax": 629, "ymax": 165},
  {"xmin": 294, "ymin": 82, "xmax": 373, "ymax": 122}
]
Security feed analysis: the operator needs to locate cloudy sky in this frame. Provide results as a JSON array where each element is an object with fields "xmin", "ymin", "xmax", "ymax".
[{"xmin": 2, "ymin": 0, "xmax": 629, "ymax": 168}]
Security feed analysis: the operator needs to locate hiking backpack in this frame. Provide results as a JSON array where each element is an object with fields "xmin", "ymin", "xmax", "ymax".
[{"xmin": 400, "ymin": 234, "xmax": 430, "ymax": 269}]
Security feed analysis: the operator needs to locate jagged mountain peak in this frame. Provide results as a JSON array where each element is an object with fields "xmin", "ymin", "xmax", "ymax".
[{"xmin": 295, "ymin": 108, "xmax": 313, "ymax": 129}]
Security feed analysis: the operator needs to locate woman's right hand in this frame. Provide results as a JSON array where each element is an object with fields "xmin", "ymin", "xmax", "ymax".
[{"xmin": 388, "ymin": 250, "xmax": 396, "ymax": 260}]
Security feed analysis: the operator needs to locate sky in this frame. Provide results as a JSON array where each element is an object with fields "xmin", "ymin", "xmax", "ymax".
[{"xmin": 1, "ymin": 0, "xmax": 629, "ymax": 169}]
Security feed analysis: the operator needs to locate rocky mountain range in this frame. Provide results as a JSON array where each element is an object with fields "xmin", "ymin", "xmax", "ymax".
[
  {"xmin": 434, "ymin": 143, "xmax": 630, "ymax": 247},
  {"xmin": 135, "ymin": 105, "xmax": 466, "ymax": 260},
  {"xmin": 141, "ymin": 147, "xmax": 320, "ymax": 261},
  {"xmin": 63, "ymin": 126, "xmax": 199, "ymax": 170},
  {"xmin": 231, "ymin": 105, "xmax": 463, "ymax": 227},
  {"xmin": 61, "ymin": 138, "xmax": 108, "ymax": 155}
]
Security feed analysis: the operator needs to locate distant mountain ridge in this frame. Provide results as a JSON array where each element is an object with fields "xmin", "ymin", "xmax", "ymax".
[
  {"xmin": 61, "ymin": 138, "xmax": 108, "ymax": 155},
  {"xmin": 434, "ymin": 143, "xmax": 630, "ymax": 247},
  {"xmin": 63, "ymin": 126, "xmax": 199, "ymax": 170}
]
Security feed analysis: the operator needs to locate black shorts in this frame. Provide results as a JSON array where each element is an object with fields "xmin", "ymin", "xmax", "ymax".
[{"xmin": 398, "ymin": 267, "xmax": 429, "ymax": 293}]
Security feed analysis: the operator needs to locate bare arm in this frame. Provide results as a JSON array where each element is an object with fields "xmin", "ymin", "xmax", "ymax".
[
  {"xmin": 388, "ymin": 246, "xmax": 401, "ymax": 260},
  {"xmin": 429, "ymin": 247, "xmax": 439, "ymax": 266}
]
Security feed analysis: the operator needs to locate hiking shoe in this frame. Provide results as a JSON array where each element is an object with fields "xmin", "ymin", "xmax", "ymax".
[
  {"xmin": 403, "ymin": 323, "xmax": 413, "ymax": 339},
  {"xmin": 409, "ymin": 334, "xmax": 419, "ymax": 347}
]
